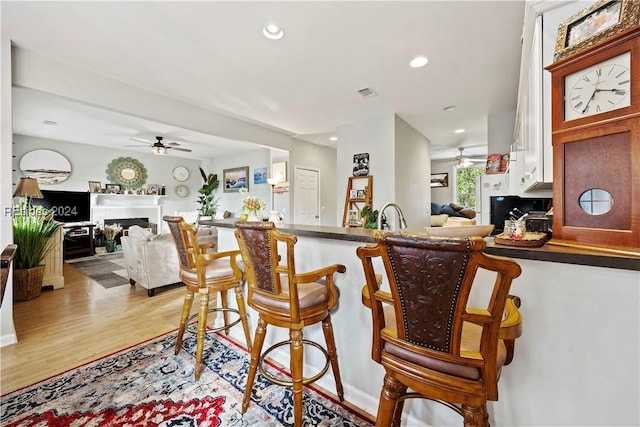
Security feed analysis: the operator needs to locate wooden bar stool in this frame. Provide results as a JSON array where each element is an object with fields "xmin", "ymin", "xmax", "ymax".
[
  {"xmin": 358, "ymin": 233, "xmax": 522, "ymax": 427},
  {"xmin": 234, "ymin": 221, "xmax": 346, "ymax": 427},
  {"xmin": 164, "ymin": 215, "xmax": 252, "ymax": 380}
]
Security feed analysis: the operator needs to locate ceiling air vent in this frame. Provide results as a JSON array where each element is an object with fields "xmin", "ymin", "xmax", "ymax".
[{"xmin": 357, "ymin": 87, "xmax": 377, "ymax": 98}]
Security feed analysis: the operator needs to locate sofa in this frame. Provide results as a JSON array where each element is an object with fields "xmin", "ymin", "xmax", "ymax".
[
  {"xmin": 430, "ymin": 202, "xmax": 476, "ymax": 227},
  {"xmin": 122, "ymin": 223, "xmax": 219, "ymax": 297},
  {"xmin": 121, "ymin": 226, "xmax": 182, "ymax": 297}
]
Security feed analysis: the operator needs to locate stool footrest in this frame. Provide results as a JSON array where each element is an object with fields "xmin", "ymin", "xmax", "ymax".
[
  {"xmin": 186, "ymin": 307, "xmax": 242, "ymax": 335},
  {"xmin": 259, "ymin": 339, "xmax": 330, "ymax": 387}
]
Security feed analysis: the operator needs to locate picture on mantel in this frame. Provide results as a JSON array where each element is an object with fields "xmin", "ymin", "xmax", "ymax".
[{"xmin": 353, "ymin": 153, "xmax": 370, "ymax": 176}]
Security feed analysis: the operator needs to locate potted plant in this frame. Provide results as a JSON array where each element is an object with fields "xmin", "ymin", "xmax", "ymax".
[
  {"xmin": 197, "ymin": 167, "xmax": 220, "ymax": 220},
  {"xmin": 12, "ymin": 200, "xmax": 60, "ymax": 301},
  {"xmin": 360, "ymin": 206, "xmax": 379, "ymax": 229}
]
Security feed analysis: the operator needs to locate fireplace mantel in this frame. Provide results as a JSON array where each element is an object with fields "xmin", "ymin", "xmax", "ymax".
[{"xmin": 90, "ymin": 194, "xmax": 166, "ymax": 233}]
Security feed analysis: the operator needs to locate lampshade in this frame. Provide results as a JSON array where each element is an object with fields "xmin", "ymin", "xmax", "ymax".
[{"xmin": 13, "ymin": 177, "xmax": 43, "ymax": 198}]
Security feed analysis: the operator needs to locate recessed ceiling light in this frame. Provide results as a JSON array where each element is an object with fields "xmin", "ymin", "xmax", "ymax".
[
  {"xmin": 410, "ymin": 56, "xmax": 429, "ymax": 68},
  {"xmin": 443, "ymin": 106, "xmax": 456, "ymax": 112},
  {"xmin": 454, "ymin": 129, "xmax": 465, "ymax": 134},
  {"xmin": 329, "ymin": 136, "xmax": 338, "ymax": 142},
  {"xmin": 263, "ymin": 23, "xmax": 284, "ymax": 40}
]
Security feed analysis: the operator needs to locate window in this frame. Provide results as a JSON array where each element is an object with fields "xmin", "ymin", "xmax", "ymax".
[{"xmin": 455, "ymin": 166, "xmax": 484, "ymax": 209}]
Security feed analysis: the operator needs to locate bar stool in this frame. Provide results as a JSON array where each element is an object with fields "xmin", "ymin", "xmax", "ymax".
[
  {"xmin": 164, "ymin": 215, "xmax": 252, "ymax": 380},
  {"xmin": 234, "ymin": 221, "xmax": 346, "ymax": 427},
  {"xmin": 358, "ymin": 233, "xmax": 522, "ymax": 427}
]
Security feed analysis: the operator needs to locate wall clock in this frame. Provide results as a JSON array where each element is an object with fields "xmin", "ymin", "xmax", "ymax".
[
  {"xmin": 172, "ymin": 166, "xmax": 189, "ymax": 182},
  {"xmin": 174, "ymin": 184, "xmax": 189, "ymax": 198},
  {"xmin": 546, "ymin": 25, "xmax": 640, "ymax": 252},
  {"xmin": 563, "ymin": 51, "xmax": 631, "ymax": 121}
]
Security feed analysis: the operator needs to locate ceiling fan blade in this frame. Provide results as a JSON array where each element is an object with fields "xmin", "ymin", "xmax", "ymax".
[
  {"xmin": 165, "ymin": 141, "xmax": 181, "ymax": 146},
  {"xmin": 129, "ymin": 137, "xmax": 151, "ymax": 143},
  {"xmin": 125, "ymin": 144, "xmax": 149, "ymax": 147},
  {"xmin": 168, "ymin": 146, "xmax": 192, "ymax": 152}
]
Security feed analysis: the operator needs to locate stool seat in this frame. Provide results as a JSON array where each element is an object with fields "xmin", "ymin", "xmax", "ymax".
[{"xmin": 235, "ymin": 221, "xmax": 346, "ymax": 427}]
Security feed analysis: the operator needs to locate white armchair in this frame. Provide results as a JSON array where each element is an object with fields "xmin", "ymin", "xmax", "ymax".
[{"xmin": 121, "ymin": 226, "xmax": 181, "ymax": 297}]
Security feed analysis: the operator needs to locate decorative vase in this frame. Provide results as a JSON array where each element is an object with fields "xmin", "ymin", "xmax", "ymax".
[
  {"xmin": 13, "ymin": 265, "xmax": 45, "ymax": 301},
  {"xmin": 247, "ymin": 212, "xmax": 261, "ymax": 222},
  {"xmin": 105, "ymin": 239, "xmax": 117, "ymax": 253}
]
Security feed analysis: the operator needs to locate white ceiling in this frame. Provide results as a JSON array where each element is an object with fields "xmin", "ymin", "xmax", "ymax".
[{"xmin": 3, "ymin": 1, "xmax": 525, "ymax": 161}]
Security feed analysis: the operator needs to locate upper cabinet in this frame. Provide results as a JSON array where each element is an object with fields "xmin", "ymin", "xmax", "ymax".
[{"xmin": 512, "ymin": 1, "xmax": 588, "ymax": 193}]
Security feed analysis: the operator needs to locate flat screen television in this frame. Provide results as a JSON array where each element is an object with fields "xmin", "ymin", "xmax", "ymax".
[{"xmin": 31, "ymin": 190, "xmax": 91, "ymax": 224}]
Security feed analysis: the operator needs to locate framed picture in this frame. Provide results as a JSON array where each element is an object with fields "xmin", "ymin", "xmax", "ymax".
[
  {"xmin": 353, "ymin": 153, "xmax": 370, "ymax": 176},
  {"xmin": 347, "ymin": 209, "xmax": 360, "ymax": 224},
  {"xmin": 105, "ymin": 183, "xmax": 121, "ymax": 194},
  {"xmin": 356, "ymin": 189, "xmax": 366, "ymax": 199},
  {"xmin": 349, "ymin": 189, "xmax": 358, "ymax": 199},
  {"xmin": 223, "ymin": 166, "xmax": 249, "ymax": 193},
  {"xmin": 88, "ymin": 180, "xmax": 102, "ymax": 193},
  {"xmin": 430, "ymin": 173, "xmax": 449, "ymax": 188},
  {"xmin": 147, "ymin": 184, "xmax": 159, "ymax": 195},
  {"xmin": 554, "ymin": 0, "xmax": 640, "ymax": 62},
  {"xmin": 254, "ymin": 167, "xmax": 267, "ymax": 184}
]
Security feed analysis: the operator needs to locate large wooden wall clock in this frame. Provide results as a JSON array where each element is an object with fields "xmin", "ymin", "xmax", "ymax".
[{"xmin": 546, "ymin": 22, "xmax": 640, "ymax": 252}]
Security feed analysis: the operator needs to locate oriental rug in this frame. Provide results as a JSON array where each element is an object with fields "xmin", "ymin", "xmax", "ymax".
[
  {"xmin": 66, "ymin": 251, "xmax": 128, "ymax": 289},
  {"xmin": 0, "ymin": 331, "xmax": 374, "ymax": 427}
]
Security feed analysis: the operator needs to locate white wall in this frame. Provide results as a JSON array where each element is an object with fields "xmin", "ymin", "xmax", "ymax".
[
  {"xmin": 394, "ymin": 115, "xmax": 430, "ymax": 229},
  {"xmin": 1, "ymin": 38, "xmax": 17, "ymax": 345},
  {"xmin": 289, "ymin": 140, "xmax": 338, "ymax": 226},
  {"xmin": 13, "ymin": 135, "xmax": 203, "ymax": 231},
  {"xmin": 337, "ymin": 114, "xmax": 396, "ymax": 225},
  {"xmin": 208, "ymin": 148, "xmax": 272, "ymax": 219}
]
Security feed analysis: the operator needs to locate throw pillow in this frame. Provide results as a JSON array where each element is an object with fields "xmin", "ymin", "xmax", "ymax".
[{"xmin": 127, "ymin": 225, "xmax": 153, "ymax": 241}]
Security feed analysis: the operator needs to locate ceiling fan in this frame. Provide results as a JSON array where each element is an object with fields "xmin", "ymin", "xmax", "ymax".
[
  {"xmin": 126, "ymin": 136, "xmax": 192, "ymax": 155},
  {"xmin": 453, "ymin": 147, "xmax": 486, "ymax": 168}
]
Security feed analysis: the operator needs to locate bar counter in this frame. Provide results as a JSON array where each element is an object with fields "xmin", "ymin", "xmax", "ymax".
[
  {"xmin": 204, "ymin": 219, "xmax": 640, "ymax": 271},
  {"xmin": 203, "ymin": 219, "xmax": 640, "ymax": 425}
]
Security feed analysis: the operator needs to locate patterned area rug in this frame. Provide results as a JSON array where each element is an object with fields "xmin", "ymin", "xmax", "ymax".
[
  {"xmin": 66, "ymin": 251, "xmax": 129, "ymax": 288},
  {"xmin": 0, "ymin": 331, "xmax": 374, "ymax": 426}
]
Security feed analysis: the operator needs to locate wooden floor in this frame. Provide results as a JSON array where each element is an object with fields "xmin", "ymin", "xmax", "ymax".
[{"xmin": 1, "ymin": 261, "xmax": 185, "ymax": 394}]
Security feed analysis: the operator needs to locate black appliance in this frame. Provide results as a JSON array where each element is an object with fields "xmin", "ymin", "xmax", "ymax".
[{"xmin": 490, "ymin": 196, "xmax": 552, "ymax": 235}]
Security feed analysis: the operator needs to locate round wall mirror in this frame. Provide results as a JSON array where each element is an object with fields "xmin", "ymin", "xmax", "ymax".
[
  {"xmin": 105, "ymin": 157, "xmax": 147, "ymax": 189},
  {"xmin": 20, "ymin": 149, "xmax": 71, "ymax": 185},
  {"xmin": 579, "ymin": 188, "xmax": 613, "ymax": 215}
]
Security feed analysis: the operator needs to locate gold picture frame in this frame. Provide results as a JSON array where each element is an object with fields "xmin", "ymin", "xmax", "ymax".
[
  {"xmin": 88, "ymin": 180, "xmax": 102, "ymax": 193},
  {"xmin": 554, "ymin": 0, "xmax": 640, "ymax": 62}
]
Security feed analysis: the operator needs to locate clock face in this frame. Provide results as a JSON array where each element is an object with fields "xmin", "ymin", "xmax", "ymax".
[
  {"xmin": 564, "ymin": 52, "xmax": 631, "ymax": 121},
  {"xmin": 174, "ymin": 184, "xmax": 189, "ymax": 198},
  {"xmin": 172, "ymin": 166, "xmax": 190, "ymax": 182}
]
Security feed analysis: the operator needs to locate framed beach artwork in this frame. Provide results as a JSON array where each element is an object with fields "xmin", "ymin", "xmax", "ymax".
[
  {"xmin": 223, "ymin": 166, "xmax": 249, "ymax": 193},
  {"xmin": 20, "ymin": 149, "xmax": 72, "ymax": 185}
]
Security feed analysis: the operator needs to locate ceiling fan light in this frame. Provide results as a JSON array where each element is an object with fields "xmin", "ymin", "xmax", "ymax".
[{"xmin": 152, "ymin": 146, "xmax": 167, "ymax": 155}]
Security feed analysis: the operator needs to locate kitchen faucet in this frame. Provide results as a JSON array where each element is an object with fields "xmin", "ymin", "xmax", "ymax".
[{"xmin": 377, "ymin": 202, "xmax": 408, "ymax": 231}]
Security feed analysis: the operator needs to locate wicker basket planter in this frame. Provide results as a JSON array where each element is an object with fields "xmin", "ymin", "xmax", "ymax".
[{"xmin": 13, "ymin": 265, "xmax": 45, "ymax": 301}]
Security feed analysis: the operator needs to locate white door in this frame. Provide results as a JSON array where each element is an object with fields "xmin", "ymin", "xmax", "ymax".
[{"xmin": 293, "ymin": 167, "xmax": 320, "ymax": 225}]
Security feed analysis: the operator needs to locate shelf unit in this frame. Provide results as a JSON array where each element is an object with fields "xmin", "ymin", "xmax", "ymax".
[
  {"xmin": 63, "ymin": 224, "xmax": 95, "ymax": 260},
  {"xmin": 342, "ymin": 176, "xmax": 373, "ymax": 227}
]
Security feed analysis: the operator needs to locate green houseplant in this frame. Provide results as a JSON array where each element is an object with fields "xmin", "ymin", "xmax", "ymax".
[
  {"xmin": 197, "ymin": 167, "xmax": 220, "ymax": 218},
  {"xmin": 12, "ymin": 199, "xmax": 60, "ymax": 301}
]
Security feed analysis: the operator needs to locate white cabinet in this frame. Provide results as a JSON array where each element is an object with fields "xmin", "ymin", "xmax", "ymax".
[{"xmin": 512, "ymin": 1, "xmax": 586, "ymax": 195}]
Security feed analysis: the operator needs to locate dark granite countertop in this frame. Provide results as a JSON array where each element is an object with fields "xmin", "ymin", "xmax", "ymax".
[{"xmin": 203, "ymin": 219, "xmax": 640, "ymax": 271}]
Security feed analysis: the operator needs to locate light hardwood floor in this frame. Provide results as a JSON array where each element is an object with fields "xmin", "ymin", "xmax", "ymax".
[{"xmin": 1, "ymin": 262, "xmax": 185, "ymax": 394}]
